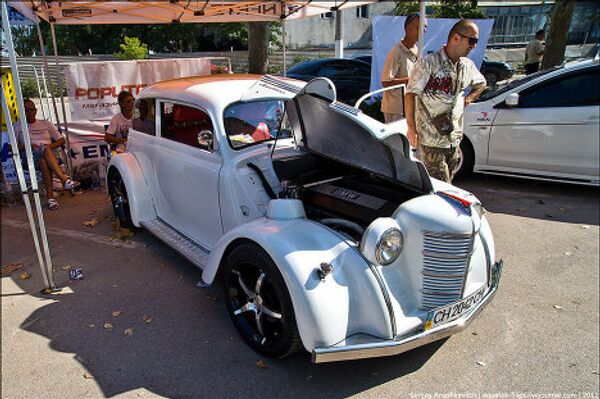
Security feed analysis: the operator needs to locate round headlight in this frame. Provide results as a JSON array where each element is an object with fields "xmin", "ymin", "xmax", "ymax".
[
  {"xmin": 376, "ymin": 228, "xmax": 403, "ymax": 265},
  {"xmin": 360, "ymin": 218, "xmax": 404, "ymax": 266}
]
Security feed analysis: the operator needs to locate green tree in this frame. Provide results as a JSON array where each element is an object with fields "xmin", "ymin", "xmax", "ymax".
[
  {"xmin": 114, "ymin": 36, "xmax": 148, "ymax": 60},
  {"xmin": 394, "ymin": 1, "xmax": 487, "ymax": 19},
  {"xmin": 542, "ymin": 0, "xmax": 575, "ymax": 69},
  {"xmin": 394, "ymin": 1, "xmax": 420, "ymax": 16}
]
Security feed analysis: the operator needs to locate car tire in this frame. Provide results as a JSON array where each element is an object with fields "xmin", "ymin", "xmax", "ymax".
[
  {"xmin": 454, "ymin": 137, "xmax": 475, "ymax": 180},
  {"xmin": 108, "ymin": 168, "xmax": 134, "ymax": 229},
  {"xmin": 484, "ymin": 71, "xmax": 498, "ymax": 86},
  {"xmin": 223, "ymin": 242, "xmax": 302, "ymax": 358}
]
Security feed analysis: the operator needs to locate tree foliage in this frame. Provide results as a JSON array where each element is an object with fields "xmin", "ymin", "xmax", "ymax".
[
  {"xmin": 394, "ymin": 1, "xmax": 487, "ymax": 19},
  {"xmin": 115, "ymin": 36, "xmax": 148, "ymax": 60},
  {"xmin": 12, "ymin": 21, "xmax": 281, "ymax": 56}
]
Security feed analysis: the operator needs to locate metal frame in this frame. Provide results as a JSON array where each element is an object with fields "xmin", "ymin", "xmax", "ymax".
[{"xmin": 2, "ymin": 1, "xmax": 56, "ymax": 290}]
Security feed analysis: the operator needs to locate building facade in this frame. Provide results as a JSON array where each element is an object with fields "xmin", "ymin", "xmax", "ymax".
[{"xmin": 283, "ymin": 1, "xmax": 599, "ymax": 49}]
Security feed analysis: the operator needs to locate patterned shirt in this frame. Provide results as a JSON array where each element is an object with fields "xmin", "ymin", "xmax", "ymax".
[
  {"xmin": 380, "ymin": 40, "xmax": 420, "ymax": 114},
  {"xmin": 407, "ymin": 47, "xmax": 486, "ymax": 148}
]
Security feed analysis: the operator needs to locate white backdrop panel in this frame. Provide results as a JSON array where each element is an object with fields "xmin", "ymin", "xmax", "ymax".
[{"xmin": 371, "ymin": 16, "xmax": 494, "ymax": 93}]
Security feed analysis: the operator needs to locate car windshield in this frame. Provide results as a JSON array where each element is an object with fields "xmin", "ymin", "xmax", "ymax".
[
  {"xmin": 477, "ymin": 66, "xmax": 561, "ymax": 101},
  {"xmin": 223, "ymin": 100, "xmax": 290, "ymax": 149}
]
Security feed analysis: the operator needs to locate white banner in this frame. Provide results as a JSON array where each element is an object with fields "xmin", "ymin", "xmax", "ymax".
[
  {"xmin": 371, "ymin": 16, "xmax": 494, "ymax": 93},
  {"xmin": 64, "ymin": 58, "xmax": 212, "ymax": 120}
]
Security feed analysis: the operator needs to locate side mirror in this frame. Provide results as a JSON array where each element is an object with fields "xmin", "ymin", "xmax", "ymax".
[
  {"xmin": 505, "ymin": 93, "xmax": 519, "ymax": 107},
  {"xmin": 198, "ymin": 130, "xmax": 213, "ymax": 150}
]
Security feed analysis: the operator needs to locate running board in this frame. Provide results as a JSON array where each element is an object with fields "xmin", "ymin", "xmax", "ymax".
[{"xmin": 141, "ymin": 219, "xmax": 210, "ymax": 269}]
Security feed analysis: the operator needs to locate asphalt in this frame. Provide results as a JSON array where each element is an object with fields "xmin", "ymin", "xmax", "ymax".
[{"xmin": 2, "ymin": 174, "xmax": 599, "ymax": 399}]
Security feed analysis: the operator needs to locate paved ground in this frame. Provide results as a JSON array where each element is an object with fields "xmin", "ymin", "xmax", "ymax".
[{"xmin": 2, "ymin": 174, "xmax": 599, "ymax": 399}]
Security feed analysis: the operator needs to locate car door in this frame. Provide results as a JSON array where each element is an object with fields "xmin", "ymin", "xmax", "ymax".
[
  {"xmin": 128, "ymin": 98, "xmax": 159, "ymax": 194},
  {"xmin": 488, "ymin": 67, "xmax": 600, "ymax": 180},
  {"xmin": 154, "ymin": 100, "xmax": 222, "ymax": 248}
]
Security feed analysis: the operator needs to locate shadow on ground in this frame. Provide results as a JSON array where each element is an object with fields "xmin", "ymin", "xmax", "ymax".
[
  {"xmin": 4, "ymin": 191, "xmax": 445, "ymax": 398},
  {"xmin": 14, "ymin": 239, "xmax": 444, "ymax": 398},
  {"xmin": 455, "ymin": 173, "xmax": 600, "ymax": 226}
]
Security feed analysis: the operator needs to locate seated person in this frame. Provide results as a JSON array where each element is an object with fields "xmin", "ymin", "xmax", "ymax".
[
  {"xmin": 14, "ymin": 99, "xmax": 79, "ymax": 210},
  {"xmin": 105, "ymin": 91, "xmax": 134, "ymax": 153},
  {"xmin": 132, "ymin": 98, "xmax": 154, "ymax": 135}
]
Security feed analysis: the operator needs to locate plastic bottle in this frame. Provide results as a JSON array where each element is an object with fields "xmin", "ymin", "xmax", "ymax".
[{"xmin": 91, "ymin": 170, "xmax": 100, "ymax": 191}]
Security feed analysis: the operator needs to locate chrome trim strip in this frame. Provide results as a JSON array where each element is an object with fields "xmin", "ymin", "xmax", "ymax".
[
  {"xmin": 260, "ymin": 75, "xmax": 302, "ymax": 94},
  {"xmin": 332, "ymin": 102, "xmax": 360, "ymax": 115},
  {"xmin": 311, "ymin": 260, "xmax": 502, "ymax": 363}
]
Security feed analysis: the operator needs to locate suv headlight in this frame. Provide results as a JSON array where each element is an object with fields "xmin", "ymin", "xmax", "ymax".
[{"xmin": 360, "ymin": 218, "xmax": 404, "ymax": 266}]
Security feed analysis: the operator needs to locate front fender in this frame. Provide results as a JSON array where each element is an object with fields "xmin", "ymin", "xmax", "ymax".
[
  {"xmin": 107, "ymin": 153, "xmax": 156, "ymax": 227},
  {"xmin": 203, "ymin": 217, "xmax": 393, "ymax": 351}
]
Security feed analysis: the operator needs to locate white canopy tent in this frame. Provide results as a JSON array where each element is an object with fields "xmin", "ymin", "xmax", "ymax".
[
  {"xmin": 3, "ymin": 0, "xmax": 375, "ymax": 291},
  {"xmin": 10, "ymin": 1, "xmax": 372, "ymax": 24}
]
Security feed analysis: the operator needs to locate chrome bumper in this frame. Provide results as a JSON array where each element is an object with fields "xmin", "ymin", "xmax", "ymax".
[{"xmin": 311, "ymin": 260, "xmax": 503, "ymax": 363}]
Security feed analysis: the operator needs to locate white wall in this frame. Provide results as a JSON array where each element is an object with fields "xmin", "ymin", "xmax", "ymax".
[{"xmin": 284, "ymin": 3, "xmax": 395, "ymax": 49}]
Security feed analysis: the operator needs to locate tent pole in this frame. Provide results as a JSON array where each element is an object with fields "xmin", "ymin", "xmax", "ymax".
[
  {"xmin": 36, "ymin": 21, "xmax": 61, "ymax": 125},
  {"xmin": 418, "ymin": 0, "xmax": 426, "ymax": 57},
  {"xmin": 282, "ymin": 20, "xmax": 287, "ymax": 77},
  {"xmin": 1, "ymin": 83, "xmax": 52, "ymax": 289},
  {"xmin": 335, "ymin": 9, "xmax": 344, "ymax": 58},
  {"xmin": 1, "ymin": 2, "xmax": 56, "ymax": 290},
  {"xmin": 49, "ymin": 22, "xmax": 74, "ymax": 177}
]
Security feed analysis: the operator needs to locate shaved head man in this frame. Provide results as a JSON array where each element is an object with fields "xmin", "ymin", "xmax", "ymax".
[{"xmin": 404, "ymin": 19, "xmax": 487, "ymax": 182}]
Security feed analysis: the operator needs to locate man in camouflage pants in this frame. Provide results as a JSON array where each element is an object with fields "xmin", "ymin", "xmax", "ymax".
[{"xmin": 405, "ymin": 19, "xmax": 487, "ymax": 182}]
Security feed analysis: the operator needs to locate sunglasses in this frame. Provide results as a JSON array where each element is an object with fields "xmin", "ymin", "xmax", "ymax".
[
  {"xmin": 457, "ymin": 32, "xmax": 478, "ymax": 46},
  {"xmin": 25, "ymin": 108, "xmax": 37, "ymax": 112}
]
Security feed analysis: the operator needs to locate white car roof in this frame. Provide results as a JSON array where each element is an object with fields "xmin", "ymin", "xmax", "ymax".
[{"xmin": 139, "ymin": 74, "xmax": 305, "ymax": 111}]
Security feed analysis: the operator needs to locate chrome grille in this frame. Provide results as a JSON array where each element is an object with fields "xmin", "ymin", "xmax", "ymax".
[{"xmin": 421, "ymin": 231, "xmax": 473, "ymax": 310}]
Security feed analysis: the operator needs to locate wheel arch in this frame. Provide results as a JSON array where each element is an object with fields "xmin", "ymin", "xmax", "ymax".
[
  {"xmin": 107, "ymin": 153, "xmax": 156, "ymax": 227},
  {"xmin": 204, "ymin": 217, "xmax": 394, "ymax": 352}
]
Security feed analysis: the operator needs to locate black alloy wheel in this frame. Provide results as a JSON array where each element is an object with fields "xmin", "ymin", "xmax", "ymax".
[
  {"xmin": 223, "ymin": 242, "xmax": 301, "ymax": 358},
  {"xmin": 108, "ymin": 169, "xmax": 134, "ymax": 229}
]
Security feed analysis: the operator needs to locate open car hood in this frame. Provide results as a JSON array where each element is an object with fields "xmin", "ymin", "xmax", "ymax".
[{"xmin": 287, "ymin": 78, "xmax": 433, "ymax": 193}]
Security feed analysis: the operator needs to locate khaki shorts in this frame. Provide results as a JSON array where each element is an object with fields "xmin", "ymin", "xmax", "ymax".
[{"xmin": 420, "ymin": 145, "xmax": 460, "ymax": 183}]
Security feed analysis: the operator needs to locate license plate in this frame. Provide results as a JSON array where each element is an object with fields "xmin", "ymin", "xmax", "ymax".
[{"xmin": 424, "ymin": 285, "xmax": 488, "ymax": 331}]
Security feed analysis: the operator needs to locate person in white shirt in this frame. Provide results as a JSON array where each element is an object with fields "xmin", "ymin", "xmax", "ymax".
[
  {"xmin": 525, "ymin": 29, "xmax": 545, "ymax": 75},
  {"xmin": 15, "ymin": 99, "xmax": 79, "ymax": 210},
  {"xmin": 105, "ymin": 91, "xmax": 134, "ymax": 153},
  {"xmin": 380, "ymin": 12, "xmax": 426, "ymax": 123}
]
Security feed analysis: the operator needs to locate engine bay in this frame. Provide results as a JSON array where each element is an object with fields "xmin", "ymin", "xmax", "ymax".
[{"xmin": 273, "ymin": 152, "xmax": 420, "ymax": 241}]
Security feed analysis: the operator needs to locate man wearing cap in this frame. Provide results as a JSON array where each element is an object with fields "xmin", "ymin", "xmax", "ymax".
[
  {"xmin": 380, "ymin": 12, "xmax": 426, "ymax": 123},
  {"xmin": 405, "ymin": 19, "xmax": 487, "ymax": 183}
]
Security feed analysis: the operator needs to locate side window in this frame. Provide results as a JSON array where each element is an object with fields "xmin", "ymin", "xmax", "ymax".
[
  {"xmin": 160, "ymin": 102, "xmax": 214, "ymax": 151},
  {"xmin": 519, "ymin": 69, "xmax": 600, "ymax": 108},
  {"xmin": 132, "ymin": 98, "xmax": 156, "ymax": 135},
  {"xmin": 318, "ymin": 63, "xmax": 350, "ymax": 79}
]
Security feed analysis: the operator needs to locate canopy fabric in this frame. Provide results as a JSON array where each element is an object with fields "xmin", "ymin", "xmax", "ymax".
[{"xmin": 9, "ymin": 1, "xmax": 374, "ymax": 25}]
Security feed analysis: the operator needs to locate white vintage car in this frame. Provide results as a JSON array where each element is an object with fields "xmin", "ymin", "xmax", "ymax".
[{"xmin": 107, "ymin": 74, "xmax": 502, "ymax": 363}]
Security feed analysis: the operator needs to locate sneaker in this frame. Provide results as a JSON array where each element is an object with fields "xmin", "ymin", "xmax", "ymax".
[
  {"xmin": 47, "ymin": 198, "xmax": 60, "ymax": 210},
  {"xmin": 63, "ymin": 179, "xmax": 80, "ymax": 190}
]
